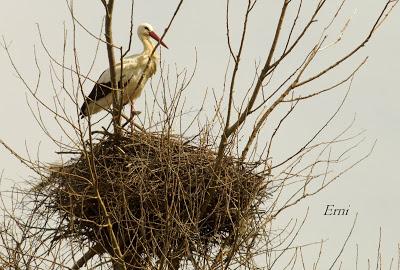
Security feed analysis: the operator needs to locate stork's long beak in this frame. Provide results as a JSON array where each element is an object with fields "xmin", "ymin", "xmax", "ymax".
[{"xmin": 149, "ymin": 31, "xmax": 168, "ymax": 49}]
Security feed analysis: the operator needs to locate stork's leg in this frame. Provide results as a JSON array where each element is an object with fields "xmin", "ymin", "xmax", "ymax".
[{"xmin": 130, "ymin": 101, "xmax": 135, "ymax": 133}]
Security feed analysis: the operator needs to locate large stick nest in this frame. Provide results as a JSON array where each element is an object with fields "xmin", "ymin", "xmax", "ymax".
[{"xmin": 41, "ymin": 132, "xmax": 269, "ymax": 263}]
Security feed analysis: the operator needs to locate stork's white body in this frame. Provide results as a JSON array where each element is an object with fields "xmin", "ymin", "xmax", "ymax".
[
  {"xmin": 84, "ymin": 53, "xmax": 158, "ymax": 116},
  {"xmin": 80, "ymin": 23, "xmax": 166, "ymax": 118}
]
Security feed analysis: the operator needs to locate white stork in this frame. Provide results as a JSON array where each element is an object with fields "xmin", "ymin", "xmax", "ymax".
[{"xmin": 80, "ymin": 23, "xmax": 168, "ymax": 118}]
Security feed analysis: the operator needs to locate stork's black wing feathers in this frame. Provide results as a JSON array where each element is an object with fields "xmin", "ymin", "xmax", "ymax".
[
  {"xmin": 79, "ymin": 82, "xmax": 112, "ymax": 118},
  {"xmin": 80, "ymin": 79, "xmax": 128, "ymax": 118}
]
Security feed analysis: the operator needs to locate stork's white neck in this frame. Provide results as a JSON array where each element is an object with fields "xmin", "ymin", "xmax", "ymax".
[{"xmin": 140, "ymin": 36, "xmax": 157, "ymax": 57}]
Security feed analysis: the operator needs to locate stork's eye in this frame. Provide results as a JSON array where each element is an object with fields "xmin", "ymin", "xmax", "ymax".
[{"xmin": 144, "ymin": 26, "xmax": 150, "ymax": 31}]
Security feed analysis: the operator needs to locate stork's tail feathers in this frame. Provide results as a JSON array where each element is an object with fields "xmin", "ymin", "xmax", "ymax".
[{"xmin": 78, "ymin": 108, "xmax": 87, "ymax": 119}]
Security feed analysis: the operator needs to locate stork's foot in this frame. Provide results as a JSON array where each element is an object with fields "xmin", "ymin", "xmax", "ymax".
[
  {"xmin": 121, "ymin": 111, "xmax": 141, "ymax": 129},
  {"xmin": 131, "ymin": 110, "xmax": 141, "ymax": 116}
]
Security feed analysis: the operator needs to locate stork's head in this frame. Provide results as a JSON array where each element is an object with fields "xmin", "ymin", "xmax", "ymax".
[{"xmin": 138, "ymin": 23, "xmax": 168, "ymax": 49}]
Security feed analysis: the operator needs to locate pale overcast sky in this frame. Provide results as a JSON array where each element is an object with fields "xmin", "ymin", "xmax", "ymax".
[{"xmin": 1, "ymin": 0, "xmax": 399, "ymax": 268}]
